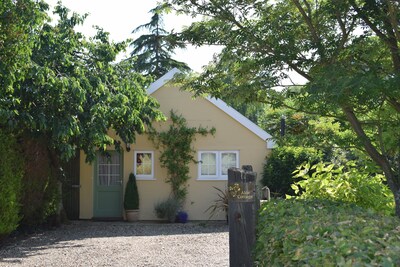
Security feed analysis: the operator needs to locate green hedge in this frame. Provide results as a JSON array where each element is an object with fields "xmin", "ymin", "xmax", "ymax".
[
  {"xmin": 256, "ymin": 199, "xmax": 400, "ymax": 266},
  {"xmin": 0, "ymin": 131, "xmax": 24, "ymax": 239},
  {"xmin": 262, "ymin": 146, "xmax": 322, "ymax": 197}
]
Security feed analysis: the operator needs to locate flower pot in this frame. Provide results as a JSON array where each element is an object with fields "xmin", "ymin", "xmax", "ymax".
[
  {"xmin": 125, "ymin": 209, "xmax": 139, "ymax": 222},
  {"xmin": 176, "ymin": 211, "xmax": 188, "ymax": 223}
]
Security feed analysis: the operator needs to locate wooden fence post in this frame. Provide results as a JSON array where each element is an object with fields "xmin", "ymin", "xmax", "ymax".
[{"xmin": 228, "ymin": 166, "xmax": 257, "ymax": 267}]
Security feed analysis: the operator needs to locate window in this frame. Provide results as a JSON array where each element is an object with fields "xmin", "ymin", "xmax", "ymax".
[
  {"xmin": 134, "ymin": 151, "xmax": 154, "ymax": 180},
  {"xmin": 97, "ymin": 152, "xmax": 121, "ymax": 186},
  {"xmin": 198, "ymin": 151, "xmax": 239, "ymax": 180}
]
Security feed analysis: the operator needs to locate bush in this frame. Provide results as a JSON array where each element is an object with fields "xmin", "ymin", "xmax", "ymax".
[
  {"xmin": 261, "ymin": 146, "xmax": 322, "ymax": 197},
  {"xmin": 291, "ymin": 161, "xmax": 395, "ymax": 215},
  {"xmin": 0, "ymin": 131, "xmax": 24, "ymax": 239},
  {"xmin": 256, "ymin": 199, "xmax": 400, "ymax": 266},
  {"xmin": 154, "ymin": 197, "xmax": 180, "ymax": 223},
  {"xmin": 124, "ymin": 173, "xmax": 139, "ymax": 210}
]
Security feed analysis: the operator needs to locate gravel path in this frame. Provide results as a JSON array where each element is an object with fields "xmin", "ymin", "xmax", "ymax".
[{"xmin": 0, "ymin": 221, "xmax": 228, "ymax": 267}]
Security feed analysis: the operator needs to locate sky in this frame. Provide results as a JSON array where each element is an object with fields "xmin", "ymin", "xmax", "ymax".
[{"xmin": 45, "ymin": 0, "xmax": 221, "ymax": 72}]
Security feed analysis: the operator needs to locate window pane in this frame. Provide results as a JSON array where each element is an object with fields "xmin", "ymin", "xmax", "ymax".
[
  {"xmin": 99, "ymin": 175, "xmax": 108, "ymax": 186},
  {"xmin": 109, "ymin": 175, "xmax": 120, "ymax": 186},
  {"xmin": 110, "ymin": 165, "xmax": 120, "ymax": 175},
  {"xmin": 98, "ymin": 165, "xmax": 107, "ymax": 175},
  {"xmin": 97, "ymin": 152, "xmax": 121, "ymax": 186},
  {"xmin": 221, "ymin": 153, "xmax": 237, "ymax": 175},
  {"xmin": 201, "ymin": 153, "xmax": 217, "ymax": 175},
  {"xmin": 136, "ymin": 153, "xmax": 152, "ymax": 175}
]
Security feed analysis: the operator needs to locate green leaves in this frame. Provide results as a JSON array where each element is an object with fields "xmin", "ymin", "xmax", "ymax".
[
  {"xmin": 291, "ymin": 161, "xmax": 395, "ymax": 215},
  {"xmin": 129, "ymin": 4, "xmax": 190, "ymax": 79},
  {"xmin": 148, "ymin": 110, "xmax": 215, "ymax": 202},
  {"xmin": 256, "ymin": 199, "xmax": 400, "ymax": 266},
  {"xmin": 166, "ymin": 0, "xmax": 400, "ymax": 216},
  {"xmin": 1, "ymin": 2, "xmax": 165, "ymax": 163}
]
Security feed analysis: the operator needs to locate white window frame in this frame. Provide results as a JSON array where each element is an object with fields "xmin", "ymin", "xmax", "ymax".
[
  {"xmin": 134, "ymin": 151, "xmax": 155, "ymax": 180},
  {"xmin": 198, "ymin": 150, "xmax": 239, "ymax": 180}
]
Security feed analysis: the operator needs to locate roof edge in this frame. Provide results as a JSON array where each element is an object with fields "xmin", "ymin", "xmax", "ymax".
[
  {"xmin": 147, "ymin": 68, "xmax": 181, "ymax": 95},
  {"xmin": 206, "ymin": 97, "xmax": 275, "ymax": 148},
  {"xmin": 147, "ymin": 68, "xmax": 276, "ymax": 148}
]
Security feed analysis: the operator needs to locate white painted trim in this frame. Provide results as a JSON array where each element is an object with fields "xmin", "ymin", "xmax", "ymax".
[
  {"xmin": 206, "ymin": 97, "xmax": 275, "ymax": 148},
  {"xmin": 147, "ymin": 68, "xmax": 276, "ymax": 148},
  {"xmin": 147, "ymin": 68, "xmax": 181, "ymax": 95},
  {"xmin": 197, "ymin": 150, "xmax": 239, "ymax": 180}
]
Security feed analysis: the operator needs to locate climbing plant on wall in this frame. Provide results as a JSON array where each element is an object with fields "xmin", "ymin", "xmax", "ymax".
[{"xmin": 148, "ymin": 110, "xmax": 215, "ymax": 203}]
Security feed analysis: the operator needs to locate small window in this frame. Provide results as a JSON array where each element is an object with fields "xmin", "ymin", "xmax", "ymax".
[
  {"xmin": 198, "ymin": 151, "xmax": 239, "ymax": 180},
  {"xmin": 200, "ymin": 152, "xmax": 218, "ymax": 177},
  {"xmin": 221, "ymin": 152, "xmax": 238, "ymax": 176},
  {"xmin": 134, "ymin": 151, "xmax": 154, "ymax": 180}
]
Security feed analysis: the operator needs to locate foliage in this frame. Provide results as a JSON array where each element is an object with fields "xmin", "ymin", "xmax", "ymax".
[
  {"xmin": 256, "ymin": 199, "xmax": 400, "ymax": 266},
  {"xmin": 130, "ymin": 4, "xmax": 190, "ymax": 79},
  {"xmin": 154, "ymin": 197, "xmax": 180, "ymax": 223},
  {"xmin": 1, "ymin": 2, "xmax": 164, "ymax": 163},
  {"xmin": 259, "ymin": 104, "xmax": 356, "ymax": 154},
  {"xmin": 166, "ymin": 0, "xmax": 400, "ymax": 216},
  {"xmin": 205, "ymin": 186, "xmax": 228, "ymax": 220},
  {"xmin": 148, "ymin": 110, "xmax": 215, "ymax": 202},
  {"xmin": 124, "ymin": 173, "xmax": 139, "ymax": 210},
  {"xmin": 0, "ymin": 131, "xmax": 24, "ymax": 239},
  {"xmin": 262, "ymin": 146, "xmax": 322, "ymax": 197},
  {"xmin": 0, "ymin": 0, "xmax": 48, "ymax": 98},
  {"xmin": 291, "ymin": 161, "xmax": 395, "ymax": 215},
  {"xmin": 19, "ymin": 136, "xmax": 61, "ymax": 228}
]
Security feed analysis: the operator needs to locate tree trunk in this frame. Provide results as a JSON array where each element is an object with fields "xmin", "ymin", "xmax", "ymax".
[
  {"xmin": 342, "ymin": 106, "xmax": 400, "ymax": 217},
  {"xmin": 394, "ymin": 187, "xmax": 400, "ymax": 217}
]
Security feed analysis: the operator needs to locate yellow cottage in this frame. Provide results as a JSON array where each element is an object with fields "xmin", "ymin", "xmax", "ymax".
[{"xmin": 78, "ymin": 68, "xmax": 274, "ymax": 221}]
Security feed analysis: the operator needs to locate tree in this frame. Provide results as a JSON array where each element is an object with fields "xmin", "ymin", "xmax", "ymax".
[
  {"xmin": 0, "ymin": 2, "xmax": 165, "ymax": 227},
  {"xmin": 130, "ymin": 5, "xmax": 190, "ymax": 79},
  {"xmin": 166, "ymin": 0, "xmax": 400, "ymax": 217},
  {"xmin": 0, "ymin": 0, "xmax": 48, "ymax": 122},
  {"xmin": 7, "ymin": 4, "xmax": 164, "ymax": 162}
]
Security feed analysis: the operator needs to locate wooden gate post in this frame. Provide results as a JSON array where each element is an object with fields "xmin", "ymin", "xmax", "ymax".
[{"xmin": 228, "ymin": 166, "xmax": 257, "ymax": 267}]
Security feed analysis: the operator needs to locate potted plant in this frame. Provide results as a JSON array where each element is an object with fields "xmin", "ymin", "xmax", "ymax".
[
  {"xmin": 176, "ymin": 211, "xmax": 188, "ymax": 223},
  {"xmin": 205, "ymin": 186, "xmax": 229, "ymax": 223},
  {"xmin": 124, "ymin": 173, "xmax": 139, "ymax": 222}
]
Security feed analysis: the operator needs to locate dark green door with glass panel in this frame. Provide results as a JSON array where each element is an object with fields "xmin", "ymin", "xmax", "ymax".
[{"xmin": 93, "ymin": 151, "xmax": 123, "ymax": 218}]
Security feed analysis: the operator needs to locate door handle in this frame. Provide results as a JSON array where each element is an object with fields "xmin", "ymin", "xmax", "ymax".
[{"xmin": 71, "ymin": 184, "xmax": 81, "ymax": 188}]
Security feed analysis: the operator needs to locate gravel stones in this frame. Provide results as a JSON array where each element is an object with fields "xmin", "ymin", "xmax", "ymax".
[{"xmin": 0, "ymin": 221, "xmax": 228, "ymax": 267}]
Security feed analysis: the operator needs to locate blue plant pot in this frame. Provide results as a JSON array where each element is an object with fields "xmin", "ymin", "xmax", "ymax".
[{"xmin": 176, "ymin": 211, "xmax": 188, "ymax": 223}]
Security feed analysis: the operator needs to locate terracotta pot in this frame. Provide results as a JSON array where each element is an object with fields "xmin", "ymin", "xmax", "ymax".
[{"xmin": 125, "ymin": 209, "xmax": 139, "ymax": 222}]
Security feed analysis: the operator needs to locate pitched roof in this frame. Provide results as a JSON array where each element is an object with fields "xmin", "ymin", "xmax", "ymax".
[{"xmin": 147, "ymin": 68, "xmax": 275, "ymax": 148}]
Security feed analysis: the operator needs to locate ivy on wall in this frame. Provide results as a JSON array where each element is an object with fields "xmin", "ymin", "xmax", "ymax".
[{"xmin": 148, "ymin": 110, "xmax": 215, "ymax": 203}]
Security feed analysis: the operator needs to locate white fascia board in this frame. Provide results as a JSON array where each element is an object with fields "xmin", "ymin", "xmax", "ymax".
[
  {"xmin": 206, "ymin": 97, "xmax": 276, "ymax": 148},
  {"xmin": 147, "ymin": 68, "xmax": 181, "ymax": 95}
]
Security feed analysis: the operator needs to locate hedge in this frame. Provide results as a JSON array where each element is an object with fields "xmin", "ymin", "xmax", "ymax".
[
  {"xmin": 256, "ymin": 199, "xmax": 400, "ymax": 266},
  {"xmin": 261, "ymin": 146, "xmax": 322, "ymax": 197},
  {"xmin": 0, "ymin": 131, "xmax": 24, "ymax": 239}
]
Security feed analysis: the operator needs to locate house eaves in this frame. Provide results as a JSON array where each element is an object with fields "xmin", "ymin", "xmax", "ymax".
[{"xmin": 147, "ymin": 68, "xmax": 276, "ymax": 149}]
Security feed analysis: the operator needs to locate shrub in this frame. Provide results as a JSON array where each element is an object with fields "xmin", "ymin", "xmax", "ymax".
[
  {"xmin": 0, "ymin": 131, "xmax": 24, "ymax": 239},
  {"xmin": 261, "ymin": 146, "xmax": 322, "ymax": 197},
  {"xmin": 154, "ymin": 197, "xmax": 180, "ymax": 223},
  {"xmin": 256, "ymin": 199, "xmax": 400, "ymax": 266},
  {"xmin": 291, "ymin": 161, "xmax": 395, "ymax": 215},
  {"xmin": 124, "ymin": 173, "xmax": 139, "ymax": 210},
  {"xmin": 205, "ymin": 186, "xmax": 228, "ymax": 220}
]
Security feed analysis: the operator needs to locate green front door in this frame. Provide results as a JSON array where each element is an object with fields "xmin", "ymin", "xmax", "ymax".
[{"xmin": 93, "ymin": 151, "xmax": 123, "ymax": 219}]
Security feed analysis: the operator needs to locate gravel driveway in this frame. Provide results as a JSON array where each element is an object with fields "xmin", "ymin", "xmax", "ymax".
[{"xmin": 0, "ymin": 221, "xmax": 228, "ymax": 267}]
